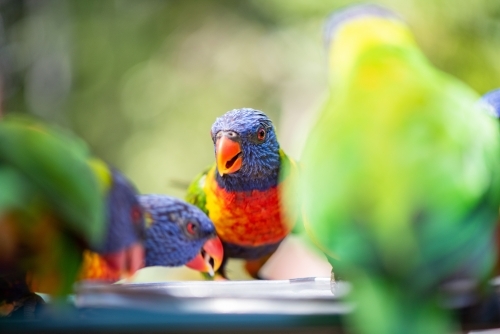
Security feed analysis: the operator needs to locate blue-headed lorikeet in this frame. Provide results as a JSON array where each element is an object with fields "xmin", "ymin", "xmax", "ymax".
[
  {"xmin": 0, "ymin": 117, "xmax": 106, "ymax": 316},
  {"xmin": 0, "ymin": 116, "xmax": 146, "ymax": 316},
  {"xmin": 79, "ymin": 194, "xmax": 223, "ymax": 281},
  {"xmin": 82, "ymin": 162, "xmax": 146, "ymax": 277},
  {"xmin": 290, "ymin": 4, "xmax": 500, "ymax": 334},
  {"xmin": 40, "ymin": 162, "xmax": 148, "ymax": 285},
  {"xmin": 186, "ymin": 108, "xmax": 297, "ymax": 279}
]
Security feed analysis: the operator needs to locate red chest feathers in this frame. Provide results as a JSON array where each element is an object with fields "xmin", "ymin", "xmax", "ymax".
[{"xmin": 204, "ymin": 179, "xmax": 293, "ymax": 247}]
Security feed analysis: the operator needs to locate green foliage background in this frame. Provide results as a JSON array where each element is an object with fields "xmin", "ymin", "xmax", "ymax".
[{"xmin": 1, "ymin": 0, "xmax": 499, "ymax": 198}]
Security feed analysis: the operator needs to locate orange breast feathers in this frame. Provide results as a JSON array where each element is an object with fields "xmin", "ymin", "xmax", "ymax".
[
  {"xmin": 27, "ymin": 251, "xmax": 120, "ymax": 293},
  {"xmin": 77, "ymin": 251, "xmax": 121, "ymax": 282},
  {"xmin": 204, "ymin": 168, "xmax": 295, "ymax": 246}
]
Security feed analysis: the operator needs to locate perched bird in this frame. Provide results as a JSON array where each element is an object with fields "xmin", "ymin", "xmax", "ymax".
[
  {"xmin": 186, "ymin": 108, "xmax": 296, "ymax": 279},
  {"xmin": 86, "ymin": 161, "xmax": 145, "ymax": 277},
  {"xmin": 0, "ymin": 117, "xmax": 106, "ymax": 315},
  {"xmin": 79, "ymin": 194, "xmax": 223, "ymax": 281},
  {"xmin": 34, "ymin": 162, "xmax": 147, "ymax": 286},
  {"xmin": 0, "ymin": 116, "xmax": 145, "ymax": 316},
  {"xmin": 291, "ymin": 4, "xmax": 500, "ymax": 334}
]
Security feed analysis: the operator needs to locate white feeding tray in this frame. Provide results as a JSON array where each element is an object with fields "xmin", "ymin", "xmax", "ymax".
[{"xmin": 74, "ymin": 277, "xmax": 353, "ymax": 315}]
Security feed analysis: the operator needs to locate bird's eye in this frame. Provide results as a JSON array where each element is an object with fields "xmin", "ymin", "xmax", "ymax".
[
  {"xmin": 131, "ymin": 206, "xmax": 142, "ymax": 224},
  {"xmin": 257, "ymin": 127, "xmax": 266, "ymax": 141},
  {"xmin": 186, "ymin": 222, "xmax": 197, "ymax": 235}
]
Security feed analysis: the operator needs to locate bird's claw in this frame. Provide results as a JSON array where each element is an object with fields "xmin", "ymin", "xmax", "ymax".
[{"xmin": 330, "ymin": 269, "xmax": 337, "ymax": 295}]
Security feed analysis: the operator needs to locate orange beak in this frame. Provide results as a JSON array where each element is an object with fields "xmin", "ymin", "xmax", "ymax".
[
  {"xmin": 100, "ymin": 242, "xmax": 145, "ymax": 278},
  {"xmin": 185, "ymin": 236, "xmax": 224, "ymax": 276},
  {"xmin": 216, "ymin": 135, "xmax": 242, "ymax": 176}
]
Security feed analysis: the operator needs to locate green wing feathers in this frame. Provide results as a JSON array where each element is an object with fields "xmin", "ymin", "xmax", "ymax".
[
  {"xmin": 0, "ymin": 117, "xmax": 106, "ymax": 249},
  {"xmin": 297, "ymin": 7, "xmax": 500, "ymax": 287},
  {"xmin": 186, "ymin": 165, "xmax": 211, "ymax": 215}
]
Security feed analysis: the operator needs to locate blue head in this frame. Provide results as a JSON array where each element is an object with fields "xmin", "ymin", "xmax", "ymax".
[
  {"xmin": 479, "ymin": 89, "xmax": 500, "ymax": 119},
  {"xmin": 323, "ymin": 4, "xmax": 402, "ymax": 49},
  {"xmin": 210, "ymin": 108, "xmax": 281, "ymax": 192},
  {"xmin": 101, "ymin": 168, "xmax": 145, "ymax": 253},
  {"xmin": 139, "ymin": 194, "xmax": 223, "ymax": 272},
  {"xmin": 94, "ymin": 167, "xmax": 145, "ymax": 275}
]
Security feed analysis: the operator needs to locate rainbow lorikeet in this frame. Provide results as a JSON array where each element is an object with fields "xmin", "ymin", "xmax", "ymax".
[
  {"xmin": 186, "ymin": 108, "xmax": 296, "ymax": 279},
  {"xmin": 0, "ymin": 117, "xmax": 106, "ymax": 316},
  {"xmin": 26, "ymin": 119, "xmax": 146, "ymax": 277},
  {"xmin": 79, "ymin": 194, "xmax": 223, "ymax": 281},
  {"xmin": 0, "ymin": 116, "xmax": 146, "ymax": 316},
  {"xmin": 290, "ymin": 4, "xmax": 500, "ymax": 334},
  {"xmin": 31, "ymin": 162, "xmax": 148, "ymax": 288},
  {"xmin": 85, "ymin": 161, "xmax": 146, "ymax": 277}
]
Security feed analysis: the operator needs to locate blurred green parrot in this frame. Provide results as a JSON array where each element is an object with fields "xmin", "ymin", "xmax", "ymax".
[
  {"xmin": 290, "ymin": 4, "xmax": 500, "ymax": 334},
  {"xmin": 0, "ymin": 116, "xmax": 146, "ymax": 317},
  {"xmin": 0, "ymin": 116, "xmax": 106, "ymax": 317}
]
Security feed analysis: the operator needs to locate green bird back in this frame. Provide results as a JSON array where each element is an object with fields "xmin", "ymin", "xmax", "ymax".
[
  {"xmin": 0, "ymin": 116, "xmax": 105, "ymax": 247},
  {"xmin": 186, "ymin": 165, "xmax": 211, "ymax": 216},
  {"xmin": 0, "ymin": 116, "xmax": 106, "ymax": 297},
  {"xmin": 293, "ymin": 5, "xmax": 500, "ymax": 333}
]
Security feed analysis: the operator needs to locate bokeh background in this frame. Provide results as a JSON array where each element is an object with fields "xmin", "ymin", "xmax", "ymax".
[{"xmin": 1, "ymin": 0, "xmax": 499, "ymax": 280}]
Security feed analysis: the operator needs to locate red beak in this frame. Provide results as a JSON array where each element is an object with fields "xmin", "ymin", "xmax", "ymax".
[
  {"xmin": 100, "ymin": 242, "xmax": 145, "ymax": 278},
  {"xmin": 216, "ymin": 135, "xmax": 242, "ymax": 176},
  {"xmin": 185, "ymin": 236, "xmax": 224, "ymax": 276}
]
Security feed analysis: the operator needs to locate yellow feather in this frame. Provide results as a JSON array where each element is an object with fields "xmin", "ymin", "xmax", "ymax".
[
  {"xmin": 328, "ymin": 17, "xmax": 414, "ymax": 82},
  {"xmin": 144, "ymin": 212, "xmax": 154, "ymax": 228},
  {"xmin": 87, "ymin": 158, "xmax": 112, "ymax": 192}
]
